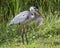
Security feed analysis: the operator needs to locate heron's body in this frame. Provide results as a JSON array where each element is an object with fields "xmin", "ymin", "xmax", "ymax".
[
  {"xmin": 35, "ymin": 16, "xmax": 44, "ymax": 26},
  {"xmin": 9, "ymin": 11, "xmax": 35, "ymax": 25}
]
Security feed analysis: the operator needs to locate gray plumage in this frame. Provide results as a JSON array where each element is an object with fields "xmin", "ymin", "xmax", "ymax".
[
  {"xmin": 35, "ymin": 16, "xmax": 43, "ymax": 26},
  {"xmin": 9, "ymin": 11, "xmax": 34, "ymax": 25},
  {"xmin": 9, "ymin": 6, "xmax": 44, "ymax": 26}
]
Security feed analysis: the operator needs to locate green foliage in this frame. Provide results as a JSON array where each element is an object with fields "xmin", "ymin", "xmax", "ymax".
[{"xmin": 0, "ymin": 0, "xmax": 60, "ymax": 48}]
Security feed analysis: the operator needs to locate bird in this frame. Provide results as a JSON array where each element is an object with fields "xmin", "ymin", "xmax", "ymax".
[
  {"xmin": 29, "ymin": 6, "xmax": 44, "ymax": 26},
  {"xmin": 9, "ymin": 6, "xmax": 44, "ymax": 44}
]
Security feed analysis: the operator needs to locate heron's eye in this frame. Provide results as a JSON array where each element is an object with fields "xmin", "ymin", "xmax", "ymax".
[
  {"xmin": 34, "ymin": 7, "xmax": 36, "ymax": 9},
  {"xmin": 23, "ymin": 15, "xmax": 24, "ymax": 16},
  {"xmin": 31, "ymin": 14, "xmax": 33, "ymax": 15}
]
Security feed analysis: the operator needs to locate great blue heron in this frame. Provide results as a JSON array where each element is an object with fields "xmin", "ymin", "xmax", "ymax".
[{"xmin": 9, "ymin": 6, "xmax": 44, "ymax": 44}]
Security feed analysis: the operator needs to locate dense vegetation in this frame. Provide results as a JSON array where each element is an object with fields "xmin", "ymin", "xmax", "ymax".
[{"xmin": 0, "ymin": 0, "xmax": 60, "ymax": 48}]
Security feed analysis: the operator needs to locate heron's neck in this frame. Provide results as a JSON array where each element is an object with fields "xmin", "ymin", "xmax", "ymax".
[{"xmin": 34, "ymin": 11, "xmax": 44, "ymax": 19}]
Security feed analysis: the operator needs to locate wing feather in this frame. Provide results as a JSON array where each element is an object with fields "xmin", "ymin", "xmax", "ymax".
[{"xmin": 9, "ymin": 11, "xmax": 30, "ymax": 25}]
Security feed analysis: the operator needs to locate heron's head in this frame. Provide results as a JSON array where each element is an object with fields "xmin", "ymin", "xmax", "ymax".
[
  {"xmin": 30, "ymin": 6, "xmax": 38, "ymax": 13},
  {"xmin": 30, "ymin": 6, "xmax": 45, "ymax": 19}
]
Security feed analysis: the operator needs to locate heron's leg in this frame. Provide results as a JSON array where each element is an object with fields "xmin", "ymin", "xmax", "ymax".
[
  {"xmin": 25, "ymin": 31, "xmax": 28, "ymax": 44},
  {"xmin": 24, "ymin": 25, "xmax": 28, "ymax": 44},
  {"xmin": 21, "ymin": 26, "xmax": 25, "ymax": 44}
]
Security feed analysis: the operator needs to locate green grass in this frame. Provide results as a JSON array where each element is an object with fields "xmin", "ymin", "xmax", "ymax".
[
  {"xmin": 0, "ymin": 12, "xmax": 60, "ymax": 48},
  {"xmin": 0, "ymin": 35, "xmax": 60, "ymax": 48},
  {"xmin": 0, "ymin": 0, "xmax": 60, "ymax": 48}
]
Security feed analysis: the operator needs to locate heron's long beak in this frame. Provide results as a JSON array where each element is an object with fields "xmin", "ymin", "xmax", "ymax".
[
  {"xmin": 35, "ymin": 9, "xmax": 45, "ymax": 18},
  {"xmin": 34, "ymin": 9, "xmax": 40, "ymax": 16}
]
